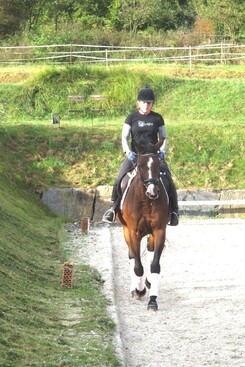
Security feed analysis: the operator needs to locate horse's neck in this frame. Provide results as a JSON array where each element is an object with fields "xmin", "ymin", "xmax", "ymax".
[{"xmin": 134, "ymin": 175, "xmax": 148, "ymax": 197}]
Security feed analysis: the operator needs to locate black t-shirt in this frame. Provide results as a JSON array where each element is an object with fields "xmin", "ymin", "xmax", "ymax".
[{"xmin": 124, "ymin": 110, "xmax": 164, "ymax": 152}]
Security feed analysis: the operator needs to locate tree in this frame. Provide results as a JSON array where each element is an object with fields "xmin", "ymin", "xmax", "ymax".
[
  {"xmin": 70, "ymin": 0, "xmax": 112, "ymax": 30},
  {"xmin": 209, "ymin": 0, "xmax": 245, "ymax": 41},
  {"xmin": 153, "ymin": 0, "xmax": 180, "ymax": 31},
  {"xmin": 193, "ymin": 0, "xmax": 245, "ymax": 41},
  {"xmin": 175, "ymin": 0, "xmax": 196, "ymax": 29},
  {"xmin": 109, "ymin": 0, "xmax": 195, "ymax": 33},
  {"xmin": 0, "ymin": 0, "xmax": 49, "ymax": 35},
  {"xmin": 23, "ymin": 0, "xmax": 48, "ymax": 31},
  {"xmin": 0, "ymin": 0, "xmax": 24, "ymax": 35},
  {"xmin": 114, "ymin": 0, "xmax": 164, "ymax": 33},
  {"xmin": 49, "ymin": 0, "xmax": 75, "ymax": 32},
  {"xmin": 75, "ymin": 0, "xmax": 111, "ymax": 18}
]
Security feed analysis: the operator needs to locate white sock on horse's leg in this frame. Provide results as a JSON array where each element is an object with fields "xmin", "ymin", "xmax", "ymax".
[
  {"xmin": 129, "ymin": 258, "xmax": 145, "ymax": 292},
  {"xmin": 149, "ymin": 273, "xmax": 160, "ymax": 297},
  {"xmin": 135, "ymin": 275, "xmax": 145, "ymax": 292},
  {"xmin": 147, "ymin": 250, "xmax": 154, "ymax": 263}
]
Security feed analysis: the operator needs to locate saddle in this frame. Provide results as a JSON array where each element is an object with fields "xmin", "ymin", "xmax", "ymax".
[{"xmin": 119, "ymin": 169, "xmax": 137, "ymax": 209}]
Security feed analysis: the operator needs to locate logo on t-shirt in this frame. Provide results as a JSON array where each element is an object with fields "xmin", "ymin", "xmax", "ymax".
[{"xmin": 138, "ymin": 120, "xmax": 154, "ymax": 127}]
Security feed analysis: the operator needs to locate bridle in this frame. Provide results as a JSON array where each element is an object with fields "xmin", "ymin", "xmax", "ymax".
[
  {"xmin": 142, "ymin": 177, "xmax": 160, "ymax": 187},
  {"xmin": 137, "ymin": 153, "xmax": 161, "ymax": 198}
]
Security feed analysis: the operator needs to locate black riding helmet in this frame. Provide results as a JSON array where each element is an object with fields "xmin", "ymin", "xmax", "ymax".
[{"xmin": 137, "ymin": 87, "xmax": 155, "ymax": 102}]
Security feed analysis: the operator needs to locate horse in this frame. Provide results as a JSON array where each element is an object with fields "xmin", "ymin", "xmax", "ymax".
[{"xmin": 117, "ymin": 140, "xmax": 169, "ymax": 311}]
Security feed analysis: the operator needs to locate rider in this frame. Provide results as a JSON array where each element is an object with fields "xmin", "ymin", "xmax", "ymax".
[{"xmin": 102, "ymin": 87, "xmax": 179, "ymax": 226}]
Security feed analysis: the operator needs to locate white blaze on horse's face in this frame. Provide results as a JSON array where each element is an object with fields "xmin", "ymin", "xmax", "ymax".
[{"xmin": 145, "ymin": 156, "xmax": 159, "ymax": 199}]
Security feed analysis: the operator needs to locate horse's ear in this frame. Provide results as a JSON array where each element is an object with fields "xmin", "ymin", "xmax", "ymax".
[{"xmin": 155, "ymin": 139, "xmax": 164, "ymax": 152}]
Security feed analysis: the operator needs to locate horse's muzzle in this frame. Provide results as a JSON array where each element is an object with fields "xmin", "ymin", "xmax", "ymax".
[{"xmin": 145, "ymin": 183, "xmax": 160, "ymax": 200}]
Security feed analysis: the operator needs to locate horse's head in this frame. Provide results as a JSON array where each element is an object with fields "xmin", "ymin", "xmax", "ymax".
[{"xmin": 135, "ymin": 140, "xmax": 163, "ymax": 200}]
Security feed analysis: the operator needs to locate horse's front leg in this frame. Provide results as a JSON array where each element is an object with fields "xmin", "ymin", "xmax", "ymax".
[
  {"xmin": 146, "ymin": 230, "xmax": 166, "ymax": 311},
  {"xmin": 123, "ymin": 226, "xmax": 146, "ymax": 298},
  {"xmin": 129, "ymin": 257, "xmax": 146, "ymax": 299}
]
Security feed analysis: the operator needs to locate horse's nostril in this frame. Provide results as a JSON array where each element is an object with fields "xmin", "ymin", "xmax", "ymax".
[{"xmin": 146, "ymin": 191, "xmax": 159, "ymax": 200}]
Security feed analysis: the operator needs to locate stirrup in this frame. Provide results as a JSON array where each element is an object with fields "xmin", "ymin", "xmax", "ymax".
[
  {"xmin": 102, "ymin": 208, "xmax": 115, "ymax": 223},
  {"xmin": 169, "ymin": 212, "xmax": 179, "ymax": 226}
]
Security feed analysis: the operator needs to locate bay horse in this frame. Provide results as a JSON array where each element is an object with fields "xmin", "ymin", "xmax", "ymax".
[{"xmin": 117, "ymin": 140, "xmax": 169, "ymax": 311}]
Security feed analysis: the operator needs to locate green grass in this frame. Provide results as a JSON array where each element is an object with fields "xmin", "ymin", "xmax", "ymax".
[
  {"xmin": 1, "ymin": 63, "xmax": 245, "ymax": 121},
  {"xmin": 0, "ymin": 117, "xmax": 244, "ymax": 190},
  {"xmin": 0, "ymin": 63, "xmax": 244, "ymax": 366},
  {"xmin": 0, "ymin": 179, "xmax": 119, "ymax": 366},
  {"xmin": 0, "ymin": 123, "xmax": 120, "ymax": 365},
  {"xmin": 0, "ymin": 62, "xmax": 244, "ymax": 189},
  {"xmin": 167, "ymin": 120, "xmax": 245, "ymax": 188}
]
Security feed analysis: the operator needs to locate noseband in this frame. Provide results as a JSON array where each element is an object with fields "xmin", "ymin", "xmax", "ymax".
[{"xmin": 142, "ymin": 177, "xmax": 160, "ymax": 187}]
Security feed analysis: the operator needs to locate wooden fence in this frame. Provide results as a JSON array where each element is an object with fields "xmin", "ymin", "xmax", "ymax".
[{"xmin": 0, "ymin": 43, "xmax": 244, "ymax": 68}]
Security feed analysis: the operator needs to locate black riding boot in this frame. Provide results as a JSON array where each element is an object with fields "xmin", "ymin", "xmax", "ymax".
[
  {"xmin": 168, "ymin": 176, "xmax": 179, "ymax": 226},
  {"xmin": 160, "ymin": 162, "xmax": 179, "ymax": 226},
  {"xmin": 102, "ymin": 183, "xmax": 118, "ymax": 223}
]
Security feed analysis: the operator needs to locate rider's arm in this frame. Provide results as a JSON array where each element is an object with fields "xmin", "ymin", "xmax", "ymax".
[
  {"xmin": 159, "ymin": 125, "xmax": 167, "ymax": 155},
  {"xmin": 122, "ymin": 123, "xmax": 131, "ymax": 155}
]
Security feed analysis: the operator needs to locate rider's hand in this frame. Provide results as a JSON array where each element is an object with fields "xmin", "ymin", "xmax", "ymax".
[
  {"xmin": 159, "ymin": 151, "xmax": 165, "ymax": 161},
  {"xmin": 127, "ymin": 151, "xmax": 137, "ymax": 162}
]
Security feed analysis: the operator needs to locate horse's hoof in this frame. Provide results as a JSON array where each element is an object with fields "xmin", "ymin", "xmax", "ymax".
[
  {"xmin": 147, "ymin": 300, "xmax": 158, "ymax": 311},
  {"xmin": 134, "ymin": 287, "xmax": 146, "ymax": 299},
  {"xmin": 145, "ymin": 278, "xmax": 151, "ymax": 289}
]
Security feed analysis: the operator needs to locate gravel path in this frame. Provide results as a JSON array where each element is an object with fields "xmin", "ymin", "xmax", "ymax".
[{"xmin": 67, "ymin": 218, "xmax": 245, "ymax": 367}]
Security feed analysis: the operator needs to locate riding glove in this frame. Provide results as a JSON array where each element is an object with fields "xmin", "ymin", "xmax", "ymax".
[
  {"xmin": 159, "ymin": 151, "xmax": 165, "ymax": 161},
  {"xmin": 127, "ymin": 151, "xmax": 137, "ymax": 162}
]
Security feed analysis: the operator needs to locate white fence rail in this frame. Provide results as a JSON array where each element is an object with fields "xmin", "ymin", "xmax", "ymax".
[{"xmin": 0, "ymin": 43, "xmax": 244, "ymax": 67}]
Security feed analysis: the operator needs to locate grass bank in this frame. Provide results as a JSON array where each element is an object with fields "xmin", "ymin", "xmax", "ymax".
[
  {"xmin": 0, "ymin": 63, "xmax": 244, "ymax": 122},
  {"xmin": 0, "ymin": 128, "xmax": 120, "ymax": 365},
  {"xmin": 0, "ymin": 63, "xmax": 244, "ymax": 189},
  {"xmin": 0, "ymin": 118, "xmax": 244, "ymax": 191}
]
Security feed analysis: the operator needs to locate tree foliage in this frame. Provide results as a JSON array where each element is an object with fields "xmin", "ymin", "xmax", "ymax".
[
  {"xmin": 193, "ymin": 0, "xmax": 245, "ymax": 41},
  {"xmin": 0, "ymin": 0, "xmax": 244, "ymax": 42}
]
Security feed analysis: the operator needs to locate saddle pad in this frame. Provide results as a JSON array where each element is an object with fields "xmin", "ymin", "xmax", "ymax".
[{"xmin": 120, "ymin": 169, "xmax": 137, "ymax": 209}]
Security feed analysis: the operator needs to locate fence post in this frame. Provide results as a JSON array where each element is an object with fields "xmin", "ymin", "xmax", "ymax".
[
  {"xmin": 70, "ymin": 44, "xmax": 73, "ymax": 64},
  {"xmin": 220, "ymin": 42, "xmax": 226, "ymax": 64},
  {"xmin": 106, "ymin": 49, "xmax": 108, "ymax": 67},
  {"xmin": 189, "ymin": 45, "xmax": 192, "ymax": 70}
]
